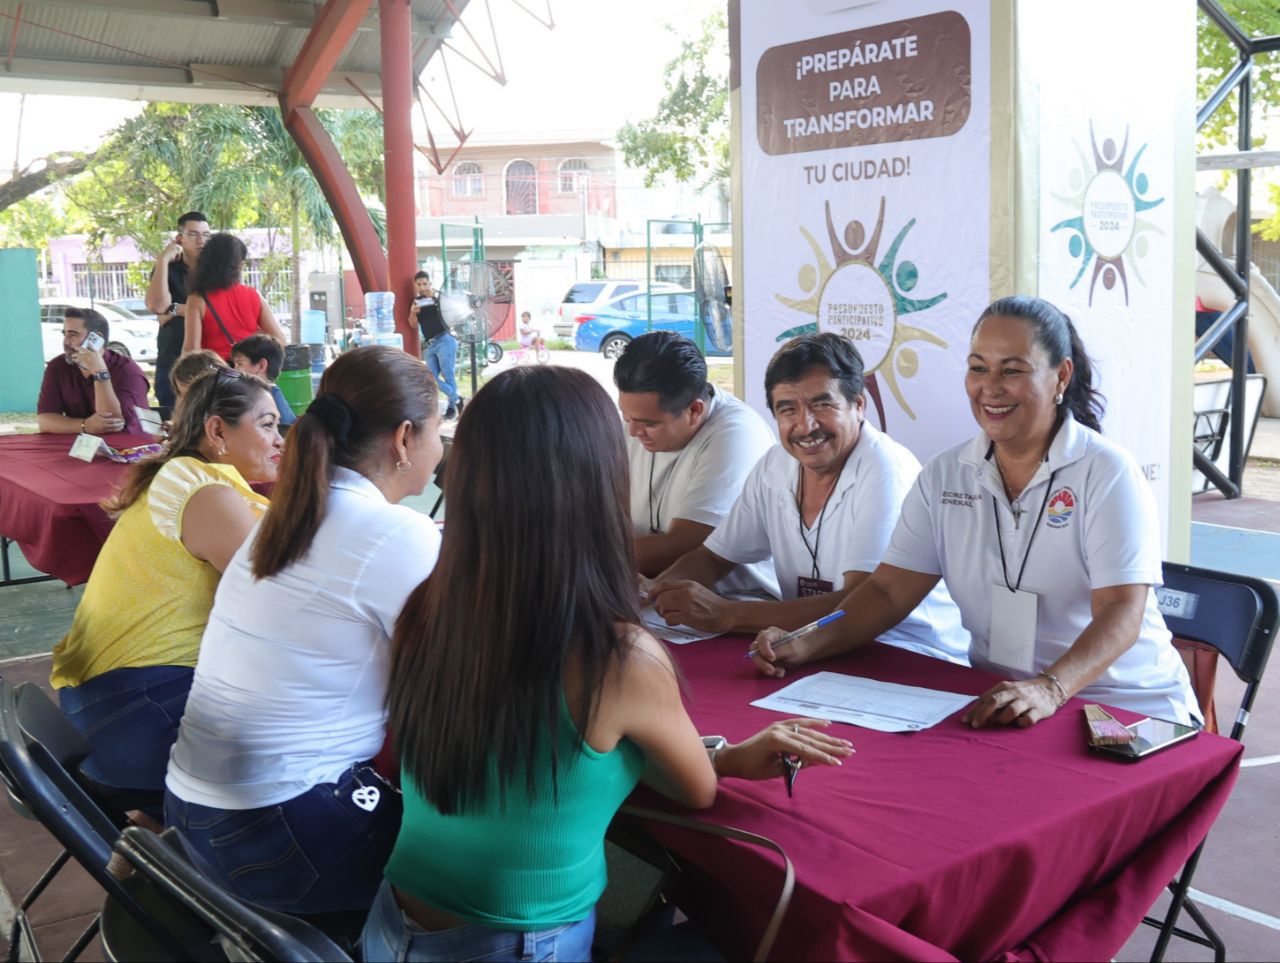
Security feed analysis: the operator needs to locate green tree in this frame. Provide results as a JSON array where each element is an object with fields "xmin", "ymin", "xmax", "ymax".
[
  {"xmin": 232, "ymin": 106, "xmax": 385, "ymax": 339},
  {"xmin": 57, "ymin": 102, "xmax": 383, "ymax": 339},
  {"xmin": 617, "ymin": 9, "xmax": 729, "ymax": 215},
  {"xmin": 1198, "ymin": 4, "xmax": 1280, "ymax": 241},
  {"xmin": 1197, "ymin": 1, "xmax": 1280, "ymax": 149},
  {"xmin": 62, "ymin": 103, "xmax": 263, "ymax": 260}
]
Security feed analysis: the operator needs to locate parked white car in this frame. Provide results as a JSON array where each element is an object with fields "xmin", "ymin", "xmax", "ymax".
[
  {"xmin": 39, "ymin": 297, "xmax": 159, "ymax": 364},
  {"xmin": 555, "ymin": 280, "xmax": 679, "ymax": 339}
]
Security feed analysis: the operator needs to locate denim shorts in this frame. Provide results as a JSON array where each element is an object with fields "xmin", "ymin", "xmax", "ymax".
[
  {"xmin": 164, "ymin": 762, "xmax": 401, "ymax": 915},
  {"xmin": 59, "ymin": 665, "xmax": 194, "ymax": 791},
  {"xmin": 360, "ymin": 880, "xmax": 596, "ymax": 963}
]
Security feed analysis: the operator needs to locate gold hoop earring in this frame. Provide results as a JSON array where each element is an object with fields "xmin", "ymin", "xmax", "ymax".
[{"xmin": 396, "ymin": 459, "xmax": 412, "ymax": 474}]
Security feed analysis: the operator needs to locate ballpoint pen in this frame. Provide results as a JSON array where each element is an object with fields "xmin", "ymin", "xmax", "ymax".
[{"xmin": 744, "ymin": 609, "xmax": 846, "ymax": 658}]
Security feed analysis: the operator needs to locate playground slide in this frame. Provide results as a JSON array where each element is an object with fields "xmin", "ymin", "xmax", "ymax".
[{"xmin": 1196, "ymin": 260, "xmax": 1280, "ymax": 417}]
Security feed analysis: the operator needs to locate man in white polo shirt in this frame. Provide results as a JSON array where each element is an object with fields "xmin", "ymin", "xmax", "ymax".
[
  {"xmin": 616, "ymin": 331, "xmax": 777, "ymax": 598},
  {"xmin": 649, "ymin": 332, "xmax": 968, "ymax": 663}
]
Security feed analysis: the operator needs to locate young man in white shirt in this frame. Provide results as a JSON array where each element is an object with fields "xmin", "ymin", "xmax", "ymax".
[
  {"xmin": 649, "ymin": 332, "xmax": 968, "ymax": 663},
  {"xmin": 616, "ymin": 331, "xmax": 777, "ymax": 598}
]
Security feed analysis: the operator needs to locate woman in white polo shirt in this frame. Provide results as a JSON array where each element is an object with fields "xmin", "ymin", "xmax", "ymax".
[
  {"xmin": 752, "ymin": 295, "xmax": 1198, "ymax": 727},
  {"xmin": 164, "ymin": 345, "xmax": 444, "ymax": 915}
]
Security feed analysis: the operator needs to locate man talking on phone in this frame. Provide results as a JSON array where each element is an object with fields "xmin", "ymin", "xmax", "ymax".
[
  {"xmin": 145, "ymin": 211, "xmax": 210, "ymax": 411},
  {"xmin": 36, "ymin": 308, "xmax": 150, "ymax": 435},
  {"xmin": 410, "ymin": 270, "xmax": 460, "ymax": 419}
]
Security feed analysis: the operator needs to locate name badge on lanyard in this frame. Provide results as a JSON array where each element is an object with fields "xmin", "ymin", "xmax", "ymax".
[
  {"xmin": 989, "ymin": 586, "xmax": 1037, "ymax": 672},
  {"xmin": 988, "ymin": 459, "xmax": 1057, "ymax": 675},
  {"xmin": 797, "ymin": 576, "xmax": 834, "ymax": 598}
]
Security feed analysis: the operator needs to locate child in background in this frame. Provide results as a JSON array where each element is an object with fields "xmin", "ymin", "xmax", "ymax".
[
  {"xmin": 231, "ymin": 334, "xmax": 297, "ymax": 429},
  {"xmin": 169, "ymin": 350, "xmax": 228, "ymax": 401}
]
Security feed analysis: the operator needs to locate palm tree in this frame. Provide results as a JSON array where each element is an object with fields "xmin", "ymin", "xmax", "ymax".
[
  {"xmin": 207, "ymin": 106, "xmax": 385, "ymax": 341},
  {"xmin": 62, "ymin": 102, "xmax": 386, "ymax": 341}
]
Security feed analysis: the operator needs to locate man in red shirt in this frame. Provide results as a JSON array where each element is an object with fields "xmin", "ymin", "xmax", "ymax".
[{"xmin": 36, "ymin": 308, "xmax": 151, "ymax": 435}]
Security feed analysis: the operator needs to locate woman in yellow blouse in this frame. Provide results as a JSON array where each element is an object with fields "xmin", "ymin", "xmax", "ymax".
[{"xmin": 52, "ymin": 368, "xmax": 282, "ymax": 805}]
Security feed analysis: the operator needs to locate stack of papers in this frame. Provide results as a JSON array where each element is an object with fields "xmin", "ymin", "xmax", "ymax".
[
  {"xmin": 752, "ymin": 671, "xmax": 972, "ymax": 732},
  {"xmin": 639, "ymin": 605, "xmax": 724, "ymax": 645}
]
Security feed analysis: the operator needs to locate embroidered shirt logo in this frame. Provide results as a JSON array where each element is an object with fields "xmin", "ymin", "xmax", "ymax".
[
  {"xmin": 941, "ymin": 490, "xmax": 982, "ymax": 508},
  {"xmin": 1046, "ymin": 487, "xmax": 1077, "ymax": 528}
]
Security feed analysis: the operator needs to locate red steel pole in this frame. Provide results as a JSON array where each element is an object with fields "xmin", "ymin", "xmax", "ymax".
[{"xmin": 380, "ymin": 0, "xmax": 420, "ymax": 356}]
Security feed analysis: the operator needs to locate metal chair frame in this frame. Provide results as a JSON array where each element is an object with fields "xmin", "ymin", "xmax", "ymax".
[
  {"xmin": 0, "ymin": 679, "xmax": 187, "ymax": 961},
  {"xmin": 101, "ymin": 825, "xmax": 351, "ymax": 963},
  {"xmin": 1142, "ymin": 561, "xmax": 1278, "ymax": 962}
]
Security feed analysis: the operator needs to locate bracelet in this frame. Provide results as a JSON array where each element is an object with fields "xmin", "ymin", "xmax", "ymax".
[{"xmin": 1037, "ymin": 670, "xmax": 1068, "ymax": 707}]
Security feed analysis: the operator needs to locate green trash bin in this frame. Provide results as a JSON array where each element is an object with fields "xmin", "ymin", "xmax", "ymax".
[{"xmin": 278, "ymin": 344, "xmax": 314, "ymax": 415}]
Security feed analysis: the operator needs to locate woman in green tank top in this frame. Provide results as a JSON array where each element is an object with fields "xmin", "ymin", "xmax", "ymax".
[{"xmin": 362, "ymin": 366, "xmax": 852, "ymax": 963}]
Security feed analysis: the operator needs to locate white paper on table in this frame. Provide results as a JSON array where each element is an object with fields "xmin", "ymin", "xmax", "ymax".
[
  {"xmin": 134, "ymin": 406, "xmax": 165, "ymax": 436},
  {"xmin": 751, "ymin": 671, "xmax": 973, "ymax": 733},
  {"xmin": 68, "ymin": 433, "xmax": 106, "ymax": 463},
  {"xmin": 639, "ymin": 605, "xmax": 724, "ymax": 645}
]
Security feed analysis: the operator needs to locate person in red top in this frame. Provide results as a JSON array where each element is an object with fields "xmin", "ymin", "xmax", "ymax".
[{"xmin": 182, "ymin": 232, "xmax": 287, "ymax": 360}]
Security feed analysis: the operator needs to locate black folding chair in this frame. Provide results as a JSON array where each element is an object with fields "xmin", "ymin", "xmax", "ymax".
[
  {"xmin": 0, "ymin": 678, "xmax": 186, "ymax": 962},
  {"xmin": 100, "ymin": 825, "xmax": 352, "ymax": 963},
  {"xmin": 1, "ymin": 681, "xmax": 100, "ymax": 962},
  {"xmin": 1142, "ymin": 562, "xmax": 1278, "ymax": 963},
  {"xmin": 429, "ymin": 435, "xmax": 451, "ymax": 520}
]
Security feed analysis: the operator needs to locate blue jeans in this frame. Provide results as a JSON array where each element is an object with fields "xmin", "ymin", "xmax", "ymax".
[
  {"xmin": 424, "ymin": 333, "xmax": 460, "ymax": 408},
  {"xmin": 164, "ymin": 763, "xmax": 401, "ymax": 915},
  {"xmin": 59, "ymin": 665, "xmax": 193, "ymax": 791},
  {"xmin": 361, "ymin": 881, "xmax": 595, "ymax": 963}
]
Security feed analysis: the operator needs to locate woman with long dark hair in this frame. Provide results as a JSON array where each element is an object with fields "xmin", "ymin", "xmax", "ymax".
[
  {"xmin": 52, "ymin": 369, "xmax": 280, "ymax": 803},
  {"xmin": 363, "ymin": 366, "xmax": 851, "ymax": 962},
  {"xmin": 751, "ymin": 295, "xmax": 1199, "ymax": 728},
  {"xmin": 182, "ymin": 232, "xmax": 287, "ymax": 360},
  {"xmin": 165, "ymin": 346, "xmax": 443, "ymax": 916}
]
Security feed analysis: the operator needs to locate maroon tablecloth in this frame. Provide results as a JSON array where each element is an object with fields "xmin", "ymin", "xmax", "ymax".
[
  {"xmin": 0, "ymin": 432, "xmax": 149, "ymax": 585},
  {"xmin": 625, "ymin": 637, "xmax": 1242, "ymax": 962}
]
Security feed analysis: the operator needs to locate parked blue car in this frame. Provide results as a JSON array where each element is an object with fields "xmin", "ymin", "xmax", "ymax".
[{"xmin": 572, "ymin": 291, "xmax": 731, "ymax": 359}]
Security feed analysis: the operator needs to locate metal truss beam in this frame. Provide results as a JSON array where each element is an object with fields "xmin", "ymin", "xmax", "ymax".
[{"xmin": 280, "ymin": 0, "xmax": 374, "ymax": 115}]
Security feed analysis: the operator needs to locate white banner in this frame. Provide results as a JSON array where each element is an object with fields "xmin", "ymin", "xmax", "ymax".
[
  {"xmin": 738, "ymin": 0, "xmax": 991, "ymax": 461},
  {"xmin": 1029, "ymin": 1, "xmax": 1175, "ymax": 541}
]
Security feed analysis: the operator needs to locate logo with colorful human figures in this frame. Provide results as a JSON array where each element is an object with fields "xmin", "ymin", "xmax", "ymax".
[{"xmin": 1046, "ymin": 487, "xmax": 1077, "ymax": 529}]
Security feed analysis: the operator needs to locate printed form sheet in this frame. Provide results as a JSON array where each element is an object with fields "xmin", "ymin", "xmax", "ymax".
[
  {"xmin": 752, "ymin": 671, "xmax": 973, "ymax": 732},
  {"xmin": 640, "ymin": 606, "xmax": 724, "ymax": 645}
]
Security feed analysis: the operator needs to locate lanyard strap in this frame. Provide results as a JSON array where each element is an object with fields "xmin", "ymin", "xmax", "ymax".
[
  {"xmin": 991, "ymin": 466, "xmax": 1057, "ymax": 593},
  {"xmin": 648, "ymin": 453, "xmax": 665, "ymax": 534},
  {"xmin": 796, "ymin": 467, "xmax": 837, "ymax": 580}
]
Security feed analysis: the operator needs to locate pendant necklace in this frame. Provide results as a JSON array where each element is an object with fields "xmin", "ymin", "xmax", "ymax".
[{"xmin": 993, "ymin": 450, "xmax": 1025, "ymax": 529}]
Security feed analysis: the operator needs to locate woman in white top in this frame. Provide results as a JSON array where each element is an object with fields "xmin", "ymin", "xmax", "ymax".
[
  {"xmin": 751, "ymin": 296, "xmax": 1198, "ymax": 727},
  {"xmin": 164, "ymin": 345, "xmax": 444, "ymax": 915}
]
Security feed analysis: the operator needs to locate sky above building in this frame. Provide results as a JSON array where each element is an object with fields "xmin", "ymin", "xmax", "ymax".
[{"xmin": 0, "ymin": 0, "xmax": 719, "ymax": 174}]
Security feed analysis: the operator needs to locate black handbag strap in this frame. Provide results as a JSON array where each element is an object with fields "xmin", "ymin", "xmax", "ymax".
[{"xmin": 203, "ymin": 296, "xmax": 237, "ymax": 350}]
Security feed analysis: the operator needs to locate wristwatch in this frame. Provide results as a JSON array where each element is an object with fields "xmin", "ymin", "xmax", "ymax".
[
  {"xmin": 91, "ymin": 369, "xmax": 111, "ymax": 383},
  {"xmin": 702, "ymin": 735, "xmax": 727, "ymax": 775}
]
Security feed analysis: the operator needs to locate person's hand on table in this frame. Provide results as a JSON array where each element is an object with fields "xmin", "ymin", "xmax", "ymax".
[
  {"xmin": 962, "ymin": 677, "xmax": 1061, "ymax": 728},
  {"xmin": 716, "ymin": 718, "xmax": 853, "ymax": 780},
  {"xmin": 83, "ymin": 412, "xmax": 125, "ymax": 435},
  {"xmin": 649, "ymin": 579, "xmax": 733, "ymax": 633},
  {"xmin": 749, "ymin": 625, "xmax": 815, "ymax": 679}
]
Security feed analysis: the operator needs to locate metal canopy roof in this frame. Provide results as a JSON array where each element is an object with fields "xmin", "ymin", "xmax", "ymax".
[{"xmin": 0, "ymin": 0, "xmax": 461, "ymax": 108}]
